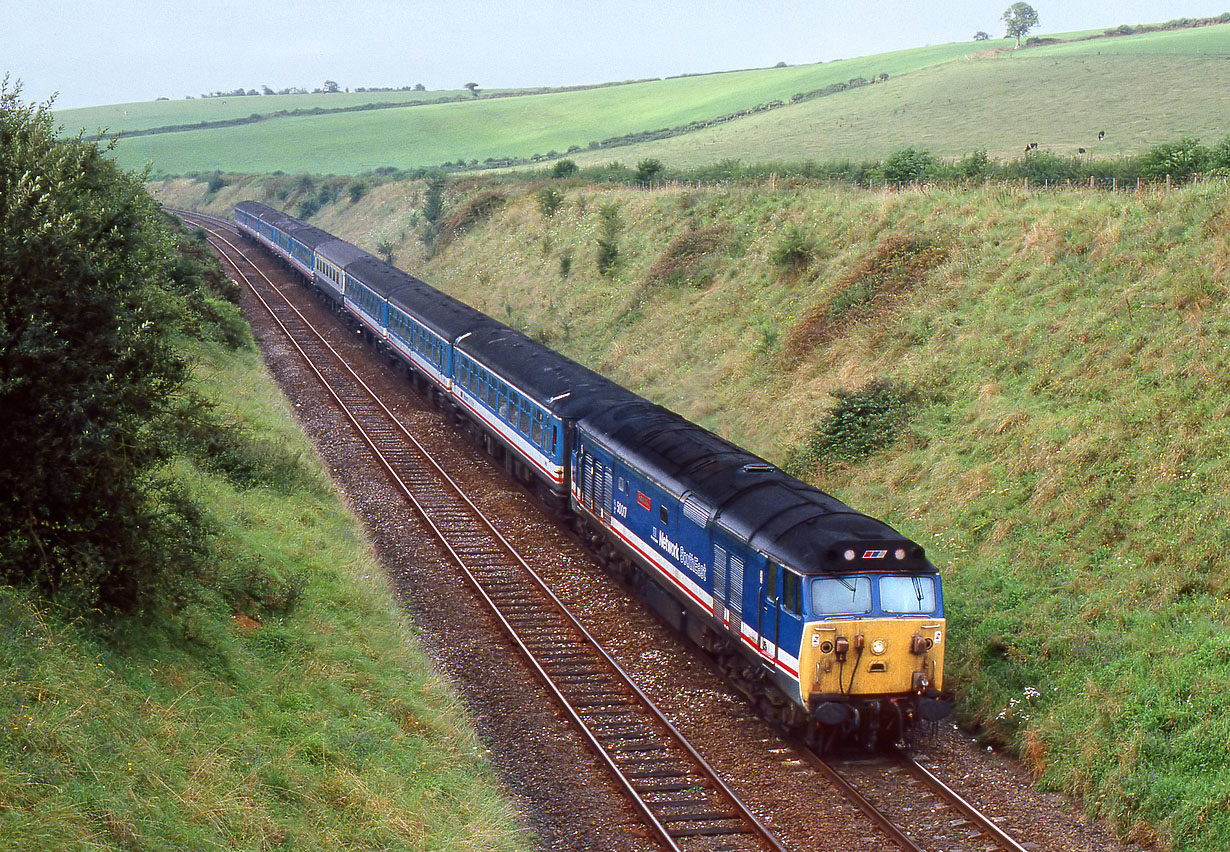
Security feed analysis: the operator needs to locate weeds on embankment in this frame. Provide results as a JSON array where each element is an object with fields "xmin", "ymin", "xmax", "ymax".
[{"xmin": 162, "ymin": 174, "xmax": 1230, "ymax": 851}]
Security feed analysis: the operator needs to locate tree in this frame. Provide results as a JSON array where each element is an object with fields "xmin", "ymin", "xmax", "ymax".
[
  {"xmin": 464, "ymin": 82, "xmax": 479, "ymax": 97},
  {"xmin": 323, "ymin": 79, "xmax": 341, "ymax": 93},
  {"xmin": 0, "ymin": 79, "xmax": 209, "ymax": 611},
  {"xmin": 635, "ymin": 158, "xmax": 665, "ymax": 183},
  {"xmin": 881, "ymin": 146, "xmax": 937, "ymax": 183},
  {"xmin": 974, "ymin": 31, "xmax": 991, "ymax": 40},
  {"xmin": 552, "ymin": 159, "xmax": 579, "ymax": 178},
  {"xmin": 1002, "ymin": 3, "xmax": 1039, "ymax": 47}
]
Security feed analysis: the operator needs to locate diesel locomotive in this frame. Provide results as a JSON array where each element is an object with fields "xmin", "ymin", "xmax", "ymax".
[{"xmin": 232, "ymin": 199, "xmax": 950, "ymax": 747}]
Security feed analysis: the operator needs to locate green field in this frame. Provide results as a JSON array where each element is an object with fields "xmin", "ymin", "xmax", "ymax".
[
  {"xmin": 569, "ymin": 50, "xmax": 1230, "ymax": 166},
  {"xmin": 94, "ymin": 43, "xmax": 989, "ymax": 175},
  {"xmin": 56, "ymin": 88, "xmax": 476, "ymax": 135},
  {"xmin": 70, "ymin": 22, "xmax": 1230, "ymax": 176}
]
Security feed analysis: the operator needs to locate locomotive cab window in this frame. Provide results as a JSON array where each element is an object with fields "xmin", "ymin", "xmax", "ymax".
[
  {"xmin": 879, "ymin": 576, "xmax": 937, "ymax": 614},
  {"xmin": 764, "ymin": 563, "xmax": 779, "ymax": 603},
  {"xmin": 782, "ymin": 570, "xmax": 802, "ymax": 616},
  {"xmin": 811, "ymin": 576, "xmax": 872, "ymax": 615},
  {"xmin": 659, "ymin": 505, "xmax": 669, "ymax": 525}
]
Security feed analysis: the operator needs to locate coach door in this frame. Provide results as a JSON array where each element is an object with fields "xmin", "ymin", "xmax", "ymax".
[{"xmin": 712, "ymin": 545, "xmax": 744, "ymax": 642}]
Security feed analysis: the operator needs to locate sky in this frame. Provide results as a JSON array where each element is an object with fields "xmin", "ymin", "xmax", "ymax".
[{"xmin": 5, "ymin": 0, "xmax": 1228, "ymax": 110}]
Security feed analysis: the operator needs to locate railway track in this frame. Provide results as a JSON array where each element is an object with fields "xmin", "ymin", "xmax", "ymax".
[
  {"xmin": 174, "ymin": 208, "xmax": 1038, "ymax": 852},
  {"xmin": 177, "ymin": 210, "xmax": 786, "ymax": 852}
]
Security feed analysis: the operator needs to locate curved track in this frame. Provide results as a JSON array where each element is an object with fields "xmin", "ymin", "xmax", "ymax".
[
  {"xmin": 175, "ymin": 208, "xmax": 1038, "ymax": 852},
  {"xmin": 178, "ymin": 210, "xmax": 786, "ymax": 852}
]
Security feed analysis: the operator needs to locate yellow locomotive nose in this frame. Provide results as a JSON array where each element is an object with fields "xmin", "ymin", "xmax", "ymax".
[{"xmin": 802, "ymin": 618, "xmax": 945, "ymax": 701}]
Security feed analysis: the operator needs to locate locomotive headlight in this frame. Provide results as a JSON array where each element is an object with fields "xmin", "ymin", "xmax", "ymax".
[
  {"xmin": 870, "ymin": 638, "xmax": 887, "ymax": 656},
  {"xmin": 843, "ymin": 549, "xmax": 857, "ymax": 562},
  {"xmin": 894, "ymin": 548, "xmax": 907, "ymax": 561}
]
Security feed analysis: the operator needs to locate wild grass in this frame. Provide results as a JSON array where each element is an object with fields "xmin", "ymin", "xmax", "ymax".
[
  {"xmin": 0, "ymin": 337, "xmax": 530, "ymax": 851},
  {"xmin": 147, "ymin": 172, "xmax": 1230, "ymax": 851}
]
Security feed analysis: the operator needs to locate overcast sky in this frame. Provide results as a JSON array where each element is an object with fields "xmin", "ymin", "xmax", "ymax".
[{"xmin": 6, "ymin": 0, "xmax": 1228, "ymax": 110}]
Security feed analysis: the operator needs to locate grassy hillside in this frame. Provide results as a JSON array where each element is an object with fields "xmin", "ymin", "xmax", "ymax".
[
  {"xmin": 70, "ymin": 22, "xmax": 1230, "ymax": 176},
  {"xmin": 574, "ymin": 48, "xmax": 1230, "ymax": 166},
  {"xmin": 160, "ymin": 173, "xmax": 1230, "ymax": 851},
  {"xmin": 0, "ymin": 329, "xmax": 529, "ymax": 851}
]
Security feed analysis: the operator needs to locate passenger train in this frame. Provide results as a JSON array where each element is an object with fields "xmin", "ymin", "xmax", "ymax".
[{"xmin": 233, "ymin": 200, "xmax": 950, "ymax": 747}]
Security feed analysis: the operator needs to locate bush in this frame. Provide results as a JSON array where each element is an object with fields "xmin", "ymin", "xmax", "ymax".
[
  {"xmin": 423, "ymin": 178, "xmax": 446, "ymax": 224},
  {"xmin": 636, "ymin": 158, "xmax": 665, "ymax": 183},
  {"xmin": 595, "ymin": 203, "xmax": 622, "ymax": 275},
  {"xmin": 770, "ymin": 223, "xmax": 816, "ymax": 271},
  {"xmin": 552, "ymin": 159, "xmax": 579, "ymax": 178},
  {"xmin": 881, "ymin": 146, "xmax": 937, "ymax": 183},
  {"xmin": 787, "ymin": 380, "xmax": 922, "ymax": 473},
  {"xmin": 537, "ymin": 186, "xmax": 564, "ymax": 218},
  {"xmin": 0, "ymin": 81, "xmax": 213, "ymax": 612},
  {"xmin": 1138, "ymin": 137, "xmax": 1210, "ymax": 179}
]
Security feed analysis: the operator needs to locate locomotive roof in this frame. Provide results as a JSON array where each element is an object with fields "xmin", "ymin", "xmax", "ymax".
[
  {"xmin": 579, "ymin": 400, "xmax": 933, "ymax": 576},
  {"xmin": 458, "ymin": 323, "xmax": 636, "ymax": 420}
]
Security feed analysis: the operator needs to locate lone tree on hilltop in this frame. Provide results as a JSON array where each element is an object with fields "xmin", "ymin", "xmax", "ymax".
[
  {"xmin": 974, "ymin": 31, "xmax": 990, "ymax": 40},
  {"xmin": 1002, "ymin": 2, "xmax": 1039, "ymax": 47},
  {"xmin": 323, "ymin": 79, "xmax": 341, "ymax": 93},
  {"xmin": 464, "ymin": 82, "xmax": 479, "ymax": 97}
]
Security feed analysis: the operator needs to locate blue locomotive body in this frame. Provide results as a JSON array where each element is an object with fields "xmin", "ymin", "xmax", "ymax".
[{"xmin": 232, "ymin": 200, "xmax": 950, "ymax": 744}]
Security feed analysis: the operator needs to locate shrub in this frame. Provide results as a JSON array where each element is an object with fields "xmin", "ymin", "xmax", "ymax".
[
  {"xmin": 595, "ymin": 203, "xmax": 622, "ymax": 275},
  {"xmin": 348, "ymin": 180, "xmax": 367, "ymax": 203},
  {"xmin": 958, "ymin": 150, "xmax": 992, "ymax": 179},
  {"xmin": 423, "ymin": 178, "xmax": 446, "ymax": 224},
  {"xmin": 1138, "ymin": 137, "xmax": 1210, "ymax": 179},
  {"xmin": 786, "ymin": 380, "xmax": 922, "ymax": 473},
  {"xmin": 552, "ymin": 159, "xmax": 579, "ymax": 178},
  {"xmin": 436, "ymin": 189, "xmax": 505, "ymax": 245},
  {"xmin": 296, "ymin": 196, "xmax": 321, "ymax": 218},
  {"xmin": 881, "ymin": 146, "xmax": 937, "ymax": 183},
  {"xmin": 0, "ymin": 81, "xmax": 213, "ymax": 612},
  {"xmin": 537, "ymin": 186, "xmax": 565, "ymax": 218},
  {"xmin": 646, "ymin": 225, "xmax": 731, "ymax": 287},
  {"xmin": 770, "ymin": 223, "xmax": 816, "ymax": 271},
  {"xmin": 636, "ymin": 158, "xmax": 665, "ymax": 183}
]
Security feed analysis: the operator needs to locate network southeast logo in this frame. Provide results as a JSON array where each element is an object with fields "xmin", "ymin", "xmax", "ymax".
[{"xmin": 862, "ymin": 550, "xmax": 888, "ymax": 559}]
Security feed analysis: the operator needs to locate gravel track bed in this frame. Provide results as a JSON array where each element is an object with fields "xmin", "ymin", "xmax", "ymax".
[{"xmin": 230, "ymin": 238, "xmax": 1139, "ymax": 852}]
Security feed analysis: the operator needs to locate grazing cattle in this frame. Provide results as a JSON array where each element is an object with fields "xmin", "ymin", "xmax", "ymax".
[
  {"xmin": 1098, "ymin": 130, "xmax": 1106, "ymax": 140},
  {"xmin": 1078, "ymin": 148, "xmax": 1086, "ymax": 154}
]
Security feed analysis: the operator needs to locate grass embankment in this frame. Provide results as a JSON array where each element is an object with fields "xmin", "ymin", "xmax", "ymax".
[
  {"xmin": 0, "ymin": 333, "xmax": 529, "ymax": 850},
  {"xmin": 161, "ymin": 174, "xmax": 1230, "ymax": 850}
]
